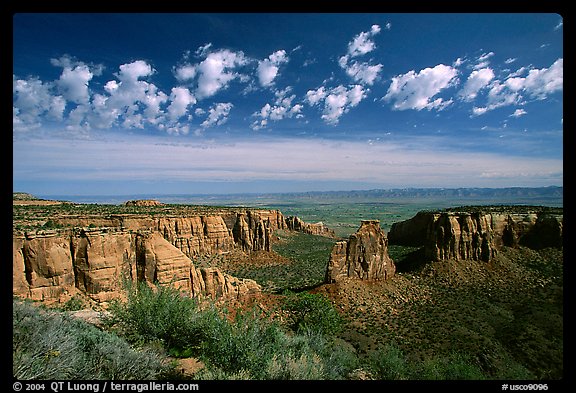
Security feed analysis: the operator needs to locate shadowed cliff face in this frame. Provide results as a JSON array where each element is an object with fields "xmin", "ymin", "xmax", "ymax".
[
  {"xmin": 389, "ymin": 209, "xmax": 563, "ymax": 262},
  {"xmin": 326, "ymin": 220, "xmax": 396, "ymax": 283}
]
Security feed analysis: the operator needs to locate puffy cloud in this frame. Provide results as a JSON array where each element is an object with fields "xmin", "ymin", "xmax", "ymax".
[
  {"xmin": 347, "ymin": 24, "xmax": 381, "ymax": 58},
  {"xmin": 251, "ymin": 87, "xmax": 303, "ymax": 130},
  {"xmin": 471, "ymin": 58, "xmax": 562, "ymax": 116},
  {"xmin": 305, "ymin": 86, "xmax": 326, "ymax": 106},
  {"xmin": 305, "ymin": 84, "xmax": 367, "ymax": 125},
  {"xmin": 175, "ymin": 47, "xmax": 249, "ymax": 99},
  {"xmin": 118, "ymin": 60, "xmax": 154, "ymax": 82},
  {"xmin": 93, "ymin": 60, "xmax": 168, "ymax": 129},
  {"xmin": 342, "ymin": 61, "xmax": 383, "ymax": 86},
  {"xmin": 339, "ymin": 25, "xmax": 383, "ymax": 86},
  {"xmin": 201, "ymin": 102, "xmax": 233, "ymax": 129},
  {"xmin": 458, "ymin": 68, "xmax": 495, "ymax": 101},
  {"xmin": 474, "ymin": 51, "xmax": 495, "ymax": 70},
  {"xmin": 13, "ymin": 76, "xmax": 65, "ymax": 131},
  {"xmin": 510, "ymin": 109, "xmax": 527, "ymax": 117},
  {"xmin": 174, "ymin": 65, "xmax": 196, "ymax": 82},
  {"xmin": 383, "ymin": 64, "xmax": 458, "ymax": 111},
  {"xmin": 166, "ymin": 87, "xmax": 196, "ymax": 121},
  {"xmin": 55, "ymin": 64, "xmax": 94, "ymax": 104},
  {"xmin": 523, "ymin": 58, "xmax": 563, "ymax": 99},
  {"xmin": 321, "ymin": 84, "xmax": 367, "ymax": 124},
  {"xmin": 257, "ymin": 49, "xmax": 288, "ymax": 87}
]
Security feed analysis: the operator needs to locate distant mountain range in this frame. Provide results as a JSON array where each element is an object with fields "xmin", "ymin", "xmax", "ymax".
[
  {"xmin": 265, "ymin": 186, "xmax": 564, "ymax": 201},
  {"xmin": 32, "ymin": 186, "xmax": 563, "ymax": 206}
]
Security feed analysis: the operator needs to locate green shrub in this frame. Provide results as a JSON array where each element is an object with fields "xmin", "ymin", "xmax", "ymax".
[
  {"xmin": 58, "ymin": 295, "xmax": 86, "ymax": 312},
  {"xmin": 368, "ymin": 343, "xmax": 410, "ymax": 380},
  {"xmin": 105, "ymin": 280, "xmax": 206, "ymax": 352},
  {"xmin": 416, "ymin": 352, "xmax": 486, "ymax": 380},
  {"xmin": 105, "ymin": 281, "xmax": 357, "ymax": 380},
  {"xmin": 281, "ymin": 291, "xmax": 343, "ymax": 336},
  {"xmin": 13, "ymin": 299, "xmax": 167, "ymax": 380}
]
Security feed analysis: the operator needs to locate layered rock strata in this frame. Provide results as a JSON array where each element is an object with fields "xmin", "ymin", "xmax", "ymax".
[
  {"xmin": 326, "ymin": 220, "xmax": 395, "ymax": 283},
  {"xmin": 13, "ymin": 229, "xmax": 260, "ymax": 303},
  {"xmin": 389, "ymin": 210, "xmax": 563, "ymax": 262},
  {"xmin": 285, "ymin": 216, "xmax": 336, "ymax": 237},
  {"xmin": 13, "ymin": 208, "xmax": 330, "ymax": 303}
]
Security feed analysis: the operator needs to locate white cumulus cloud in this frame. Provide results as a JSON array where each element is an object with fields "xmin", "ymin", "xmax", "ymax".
[
  {"xmin": 257, "ymin": 49, "xmax": 289, "ymax": 87},
  {"xmin": 347, "ymin": 24, "xmax": 381, "ymax": 58},
  {"xmin": 167, "ymin": 87, "xmax": 196, "ymax": 121},
  {"xmin": 200, "ymin": 102, "xmax": 233, "ymax": 129},
  {"xmin": 339, "ymin": 25, "xmax": 383, "ymax": 86},
  {"xmin": 383, "ymin": 64, "xmax": 458, "ymax": 111},
  {"xmin": 13, "ymin": 76, "xmax": 65, "ymax": 131},
  {"xmin": 251, "ymin": 87, "xmax": 303, "ymax": 130},
  {"xmin": 321, "ymin": 84, "xmax": 367, "ymax": 124},
  {"xmin": 175, "ymin": 46, "xmax": 249, "ymax": 100},
  {"xmin": 471, "ymin": 58, "xmax": 563, "ymax": 116},
  {"xmin": 458, "ymin": 68, "xmax": 495, "ymax": 101}
]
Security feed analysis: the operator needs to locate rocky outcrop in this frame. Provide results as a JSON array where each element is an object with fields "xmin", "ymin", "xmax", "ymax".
[
  {"xmin": 124, "ymin": 199, "xmax": 163, "ymax": 207},
  {"xmin": 285, "ymin": 216, "xmax": 336, "ymax": 237},
  {"xmin": 326, "ymin": 220, "xmax": 395, "ymax": 283},
  {"xmin": 388, "ymin": 208, "xmax": 563, "ymax": 262},
  {"xmin": 425, "ymin": 212, "xmax": 497, "ymax": 262},
  {"xmin": 13, "ymin": 229, "xmax": 261, "ymax": 303},
  {"xmin": 157, "ymin": 216, "xmax": 237, "ymax": 257},
  {"xmin": 13, "ymin": 206, "xmax": 336, "ymax": 303}
]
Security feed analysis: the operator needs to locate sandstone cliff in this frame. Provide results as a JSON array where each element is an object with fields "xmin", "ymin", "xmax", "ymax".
[
  {"xmin": 388, "ymin": 208, "xmax": 563, "ymax": 262},
  {"xmin": 124, "ymin": 199, "xmax": 163, "ymax": 207},
  {"xmin": 13, "ymin": 229, "xmax": 260, "ymax": 303},
  {"xmin": 13, "ymin": 206, "xmax": 332, "ymax": 303},
  {"xmin": 285, "ymin": 216, "xmax": 336, "ymax": 237},
  {"xmin": 326, "ymin": 220, "xmax": 395, "ymax": 283}
]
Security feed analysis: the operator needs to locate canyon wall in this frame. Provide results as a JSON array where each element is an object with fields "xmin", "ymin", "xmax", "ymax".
[
  {"xmin": 389, "ymin": 210, "xmax": 563, "ymax": 262},
  {"xmin": 13, "ymin": 229, "xmax": 260, "ymax": 303},
  {"xmin": 326, "ymin": 220, "xmax": 395, "ymax": 283},
  {"xmin": 13, "ymin": 208, "xmax": 327, "ymax": 303},
  {"xmin": 285, "ymin": 216, "xmax": 336, "ymax": 237}
]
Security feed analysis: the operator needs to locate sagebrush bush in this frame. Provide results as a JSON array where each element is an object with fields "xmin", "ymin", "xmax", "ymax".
[
  {"xmin": 416, "ymin": 352, "xmax": 486, "ymax": 380},
  {"xmin": 281, "ymin": 291, "xmax": 344, "ymax": 336},
  {"xmin": 106, "ymin": 282, "xmax": 356, "ymax": 380},
  {"xmin": 13, "ymin": 299, "xmax": 167, "ymax": 380},
  {"xmin": 105, "ymin": 280, "xmax": 207, "ymax": 352},
  {"xmin": 368, "ymin": 343, "xmax": 410, "ymax": 380}
]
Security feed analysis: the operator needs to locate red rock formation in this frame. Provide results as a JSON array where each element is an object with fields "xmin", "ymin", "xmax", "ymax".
[
  {"xmin": 326, "ymin": 220, "xmax": 395, "ymax": 283},
  {"xmin": 124, "ymin": 199, "xmax": 163, "ymax": 207},
  {"xmin": 389, "ymin": 209, "xmax": 563, "ymax": 262},
  {"xmin": 285, "ymin": 216, "xmax": 336, "ymax": 237},
  {"xmin": 13, "ymin": 229, "xmax": 261, "ymax": 303}
]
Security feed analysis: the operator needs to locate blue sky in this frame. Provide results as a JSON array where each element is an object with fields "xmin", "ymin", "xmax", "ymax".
[{"xmin": 12, "ymin": 13, "xmax": 563, "ymax": 196}]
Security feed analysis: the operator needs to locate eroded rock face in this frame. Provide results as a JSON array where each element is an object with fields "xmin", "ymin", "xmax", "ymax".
[
  {"xmin": 285, "ymin": 216, "xmax": 336, "ymax": 237},
  {"xmin": 13, "ymin": 207, "xmax": 331, "ymax": 303},
  {"xmin": 158, "ymin": 216, "xmax": 236, "ymax": 257},
  {"xmin": 13, "ymin": 230, "xmax": 261, "ymax": 303},
  {"xmin": 326, "ymin": 220, "xmax": 395, "ymax": 283},
  {"xmin": 124, "ymin": 199, "xmax": 163, "ymax": 207},
  {"xmin": 425, "ymin": 213, "xmax": 496, "ymax": 262},
  {"xmin": 389, "ymin": 210, "xmax": 563, "ymax": 262}
]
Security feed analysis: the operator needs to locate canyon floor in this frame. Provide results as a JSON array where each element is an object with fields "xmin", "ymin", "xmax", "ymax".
[{"xmin": 214, "ymin": 232, "xmax": 563, "ymax": 380}]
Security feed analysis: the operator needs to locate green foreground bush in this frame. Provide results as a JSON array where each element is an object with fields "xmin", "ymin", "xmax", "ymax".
[
  {"xmin": 106, "ymin": 281, "xmax": 358, "ymax": 379},
  {"xmin": 13, "ymin": 299, "xmax": 167, "ymax": 380},
  {"xmin": 14, "ymin": 282, "xmax": 497, "ymax": 380}
]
